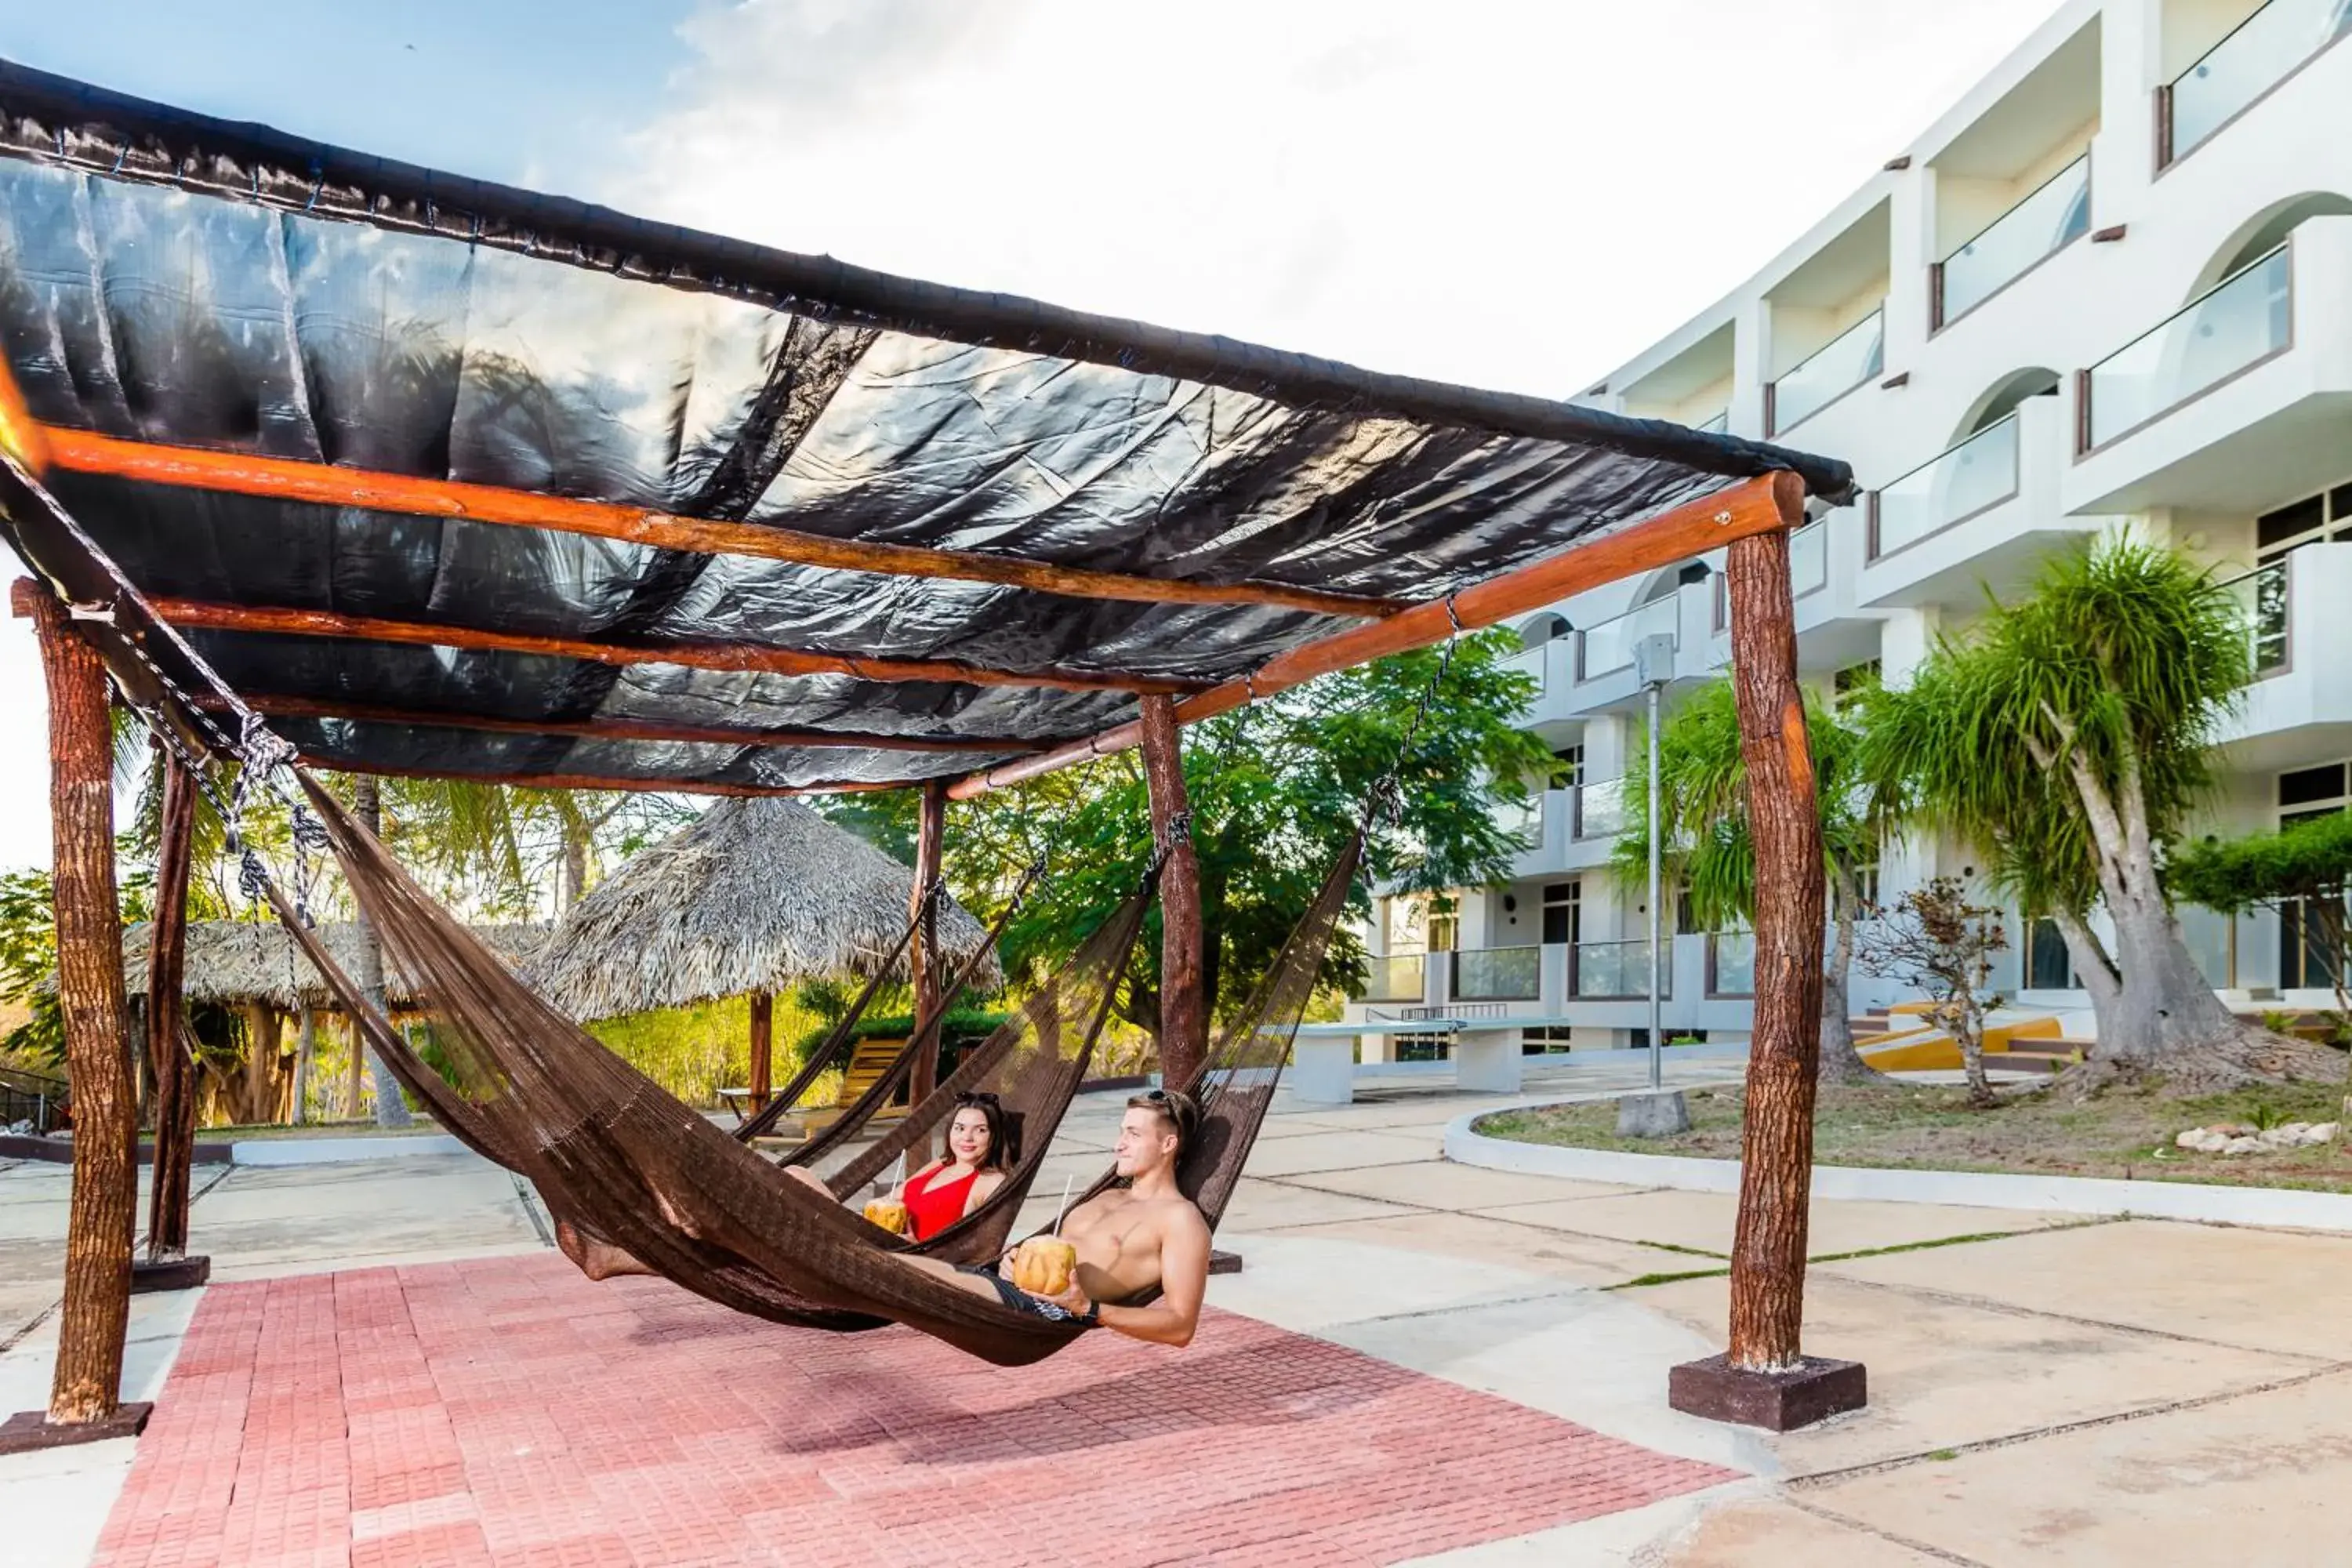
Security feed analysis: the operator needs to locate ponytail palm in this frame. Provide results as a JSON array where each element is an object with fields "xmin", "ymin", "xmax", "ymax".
[{"xmin": 1858, "ymin": 539, "xmax": 2340, "ymax": 1091}]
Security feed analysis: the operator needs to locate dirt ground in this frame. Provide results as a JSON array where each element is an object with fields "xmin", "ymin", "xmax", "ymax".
[{"xmin": 1479, "ymin": 1075, "xmax": 2352, "ymax": 1192}]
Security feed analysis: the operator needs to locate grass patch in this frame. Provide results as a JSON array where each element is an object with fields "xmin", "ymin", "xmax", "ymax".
[
  {"xmin": 1928, "ymin": 1449, "xmax": 1959, "ymax": 1462},
  {"xmin": 1602, "ymin": 1218, "xmax": 2080, "ymax": 1290},
  {"xmin": 1477, "ymin": 1079, "xmax": 2352, "ymax": 1194}
]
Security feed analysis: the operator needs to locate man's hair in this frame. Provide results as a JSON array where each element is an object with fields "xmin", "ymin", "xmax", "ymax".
[{"xmin": 1127, "ymin": 1087, "xmax": 1199, "ymax": 1160}]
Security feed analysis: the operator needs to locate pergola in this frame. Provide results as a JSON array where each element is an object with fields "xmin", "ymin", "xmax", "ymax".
[{"xmin": 0, "ymin": 57, "xmax": 1860, "ymax": 1449}]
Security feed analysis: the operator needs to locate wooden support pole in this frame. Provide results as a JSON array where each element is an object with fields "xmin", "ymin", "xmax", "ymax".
[
  {"xmin": 147, "ymin": 596, "xmax": 1209, "ymax": 697},
  {"xmin": 906, "ymin": 780, "xmax": 949, "ymax": 1116},
  {"xmin": 1667, "ymin": 523, "xmax": 1864, "ymax": 1432},
  {"xmin": 194, "ymin": 692, "xmax": 1038, "ymax": 756},
  {"xmin": 141, "ymin": 752, "xmax": 201, "ymax": 1268},
  {"xmin": 42, "ymin": 427, "xmax": 1403, "ymax": 623},
  {"xmin": 953, "ymin": 472, "xmax": 1803, "ymax": 798},
  {"xmin": 1138, "ymin": 695, "xmax": 1207, "ymax": 1091},
  {"xmin": 747, "ymin": 993, "xmax": 774, "ymax": 1113},
  {"xmin": 2, "ymin": 589, "xmax": 150, "ymax": 1447}
]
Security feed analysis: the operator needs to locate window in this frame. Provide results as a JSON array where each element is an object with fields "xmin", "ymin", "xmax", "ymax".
[
  {"xmin": 1550, "ymin": 743, "xmax": 1585, "ymax": 789},
  {"xmin": 2024, "ymin": 917, "xmax": 2080, "ymax": 990},
  {"xmin": 2255, "ymin": 479, "xmax": 2352, "ymax": 564},
  {"xmin": 1833, "ymin": 659, "xmax": 1881, "ymax": 712},
  {"xmin": 1425, "ymin": 898, "xmax": 1459, "ymax": 953},
  {"xmin": 1522, "ymin": 1025, "xmax": 1575, "ymax": 1055},
  {"xmin": 2277, "ymin": 764, "xmax": 2349, "ymax": 989},
  {"xmin": 1541, "ymin": 881, "xmax": 1581, "ymax": 946}
]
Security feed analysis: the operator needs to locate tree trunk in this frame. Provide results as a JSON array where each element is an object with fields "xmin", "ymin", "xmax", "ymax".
[
  {"xmin": 239, "ymin": 1004, "xmax": 281, "ymax": 1125},
  {"xmin": 1722, "ymin": 527, "xmax": 1828, "ymax": 1374},
  {"xmin": 1138, "ymin": 695, "xmax": 1207, "ymax": 1089},
  {"xmin": 343, "ymin": 1011, "xmax": 365, "ymax": 1120},
  {"xmin": 290, "ymin": 1006, "xmax": 316, "ymax": 1126},
  {"xmin": 1817, "ymin": 864, "xmax": 1876, "ymax": 1083},
  {"xmin": 145, "ymin": 753, "xmax": 198, "ymax": 1263},
  {"xmin": 31, "ymin": 590, "xmax": 135, "ymax": 1425},
  {"xmin": 746, "ymin": 993, "xmax": 773, "ymax": 1112},
  {"xmin": 348, "ymin": 779, "xmax": 415, "ymax": 1128},
  {"xmin": 561, "ymin": 818, "xmax": 590, "ymax": 910},
  {"xmin": 2049, "ymin": 731, "xmax": 2339, "ymax": 1092}
]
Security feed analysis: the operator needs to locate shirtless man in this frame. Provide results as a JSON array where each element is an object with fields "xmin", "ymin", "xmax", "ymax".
[{"xmin": 896, "ymin": 1087, "xmax": 1211, "ymax": 1347}]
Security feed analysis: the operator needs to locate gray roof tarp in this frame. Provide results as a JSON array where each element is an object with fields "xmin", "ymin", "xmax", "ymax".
[{"xmin": 0, "ymin": 60, "xmax": 1852, "ymax": 792}]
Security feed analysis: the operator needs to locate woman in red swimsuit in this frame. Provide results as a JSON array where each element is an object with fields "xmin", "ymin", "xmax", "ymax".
[{"xmin": 896, "ymin": 1091, "xmax": 1015, "ymax": 1240}]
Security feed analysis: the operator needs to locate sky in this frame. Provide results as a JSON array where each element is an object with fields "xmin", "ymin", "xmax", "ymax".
[{"xmin": 0, "ymin": 0, "xmax": 2064, "ymax": 874}]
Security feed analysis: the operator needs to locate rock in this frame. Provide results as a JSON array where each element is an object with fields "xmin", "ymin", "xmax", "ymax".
[
  {"xmin": 2179, "ymin": 1128, "xmax": 2232, "ymax": 1153},
  {"xmin": 2223, "ymin": 1137, "xmax": 2265, "ymax": 1156},
  {"xmin": 2257, "ymin": 1126, "xmax": 2303, "ymax": 1149},
  {"xmin": 2174, "ymin": 1129, "xmax": 2207, "ymax": 1150},
  {"xmin": 2301, "ymin": 1123, "xmax": 2341, "ymax": 1145}
]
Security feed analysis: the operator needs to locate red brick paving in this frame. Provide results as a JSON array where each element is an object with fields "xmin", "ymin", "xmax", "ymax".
[{"xmin": 92, "ymin": 1254, "xmax": 1734, "ymax": 1567}]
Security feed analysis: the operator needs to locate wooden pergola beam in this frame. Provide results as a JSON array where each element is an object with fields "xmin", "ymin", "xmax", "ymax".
[
  {"xmin": 41, "ymin": 428, "xmax": 1405, "ymax": 622},
  {"xmin": 291, "ymin": 754, "xmax": 920, "ymax": 799},
  {"xmin": 950, "ymin": 470, "xmax": 1806, "ymax": 798},
  {"xmin": 191, "ymin": 692, "xmax": 1041, "ymax": 757},
  {"xmin": 146, "ymin": 596, "xmax": 1207, "ymax": 697}
]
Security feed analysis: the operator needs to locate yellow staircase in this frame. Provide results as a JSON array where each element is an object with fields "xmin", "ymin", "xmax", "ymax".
[{"xmin": 1854, "ymin": 1004, "xmax": 2070, "ymax": 1073}]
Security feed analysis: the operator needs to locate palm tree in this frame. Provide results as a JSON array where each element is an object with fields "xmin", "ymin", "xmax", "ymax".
[
  {"xmin": 1857, "ymin": 539, "xmax": 2340, "ymax": 1092},
  {"xmin": 1613, "ymin": 678, "xmax": 1882, "ymax": 1083}
]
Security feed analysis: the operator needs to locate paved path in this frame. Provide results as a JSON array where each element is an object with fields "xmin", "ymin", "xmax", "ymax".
[{"xmin": 7, "ymin": 1063, "xmax": 2352, "ymax": 1564}]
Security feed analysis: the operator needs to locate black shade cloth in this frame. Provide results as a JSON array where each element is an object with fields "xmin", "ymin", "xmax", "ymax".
[{"xmin": 0, "ymin": 59, "xmax": 1852, "ymax": 793}]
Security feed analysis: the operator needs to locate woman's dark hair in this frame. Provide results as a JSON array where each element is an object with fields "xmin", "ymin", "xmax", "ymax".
[{"xmin": 949, "ymin": 1091, "xmax": 1016, "ymax": 1171}]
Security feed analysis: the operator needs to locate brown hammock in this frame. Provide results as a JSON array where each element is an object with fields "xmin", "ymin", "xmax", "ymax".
[{"xmin": 281, "ymin": 774, "xmax": 1350, "ymax": 1364}]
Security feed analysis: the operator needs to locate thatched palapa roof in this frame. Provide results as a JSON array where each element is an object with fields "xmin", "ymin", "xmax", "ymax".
[
  {"xmin": 522, "ymin": 797, "xmax": 1000, "ymax": 1024},
  {"xmin": 113, "ymin": 920, "xmax": 547, "ymax": 1011}
]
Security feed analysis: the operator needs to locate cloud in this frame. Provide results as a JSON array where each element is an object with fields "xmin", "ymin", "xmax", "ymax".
[{"xmin": 612, "ymin": 0, "xmax": 2066, "ymax": 396}]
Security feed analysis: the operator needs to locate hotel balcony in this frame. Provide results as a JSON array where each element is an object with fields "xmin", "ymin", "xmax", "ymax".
[
  {"xmin": 1342, "ymin": 933, "xmax": 1759, "ymax": 1040},
  {"xmin": 2161, "ymin": 0, "xmax": 2352, "ymax": 169},
  {"xmin": 1767, "ymin": 307, "xmax": 1885, "ymax": 437},
  {"xmin": 2068, "ymin": 218, "xmax": 2352, "ymax": 518},
  {"xmin": 1859, "ymin": 394, "xmax": 2096, "ymax": 608},
  {"xmin": 2220, "ymin": 542, "xmax": 2352, "ymax": 763},
  {"xmin": 1933, "ymin": 154, "xmax": 2090, "ymax": 330}
]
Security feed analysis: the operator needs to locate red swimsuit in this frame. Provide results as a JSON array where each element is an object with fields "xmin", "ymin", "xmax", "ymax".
[{"xmin": 902, "ymin": 1164, "xmax": 982, "ymax": 1240}]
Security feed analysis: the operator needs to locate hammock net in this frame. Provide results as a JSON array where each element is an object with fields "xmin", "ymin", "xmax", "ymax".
[{"xmin": 270, "ymin": 772, "xmax": 1356, "ymax": 1363}]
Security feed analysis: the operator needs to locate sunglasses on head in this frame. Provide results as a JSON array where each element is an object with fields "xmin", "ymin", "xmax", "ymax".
[{"xmin": 953, "ymin": 1091, "xmax": 1000, "ymax": 1106}]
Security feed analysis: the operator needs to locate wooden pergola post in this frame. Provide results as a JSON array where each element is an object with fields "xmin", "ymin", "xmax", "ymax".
[
  {"xmin": 1667, "ymin": 524, "xmax": 1865, "ymax": 1432},
  {"xmin": 136, "ymin": 750, "xmax": 209, "ymax": 1293},
  {"xmin": 746, "ymin": 994, "xmax": 774, "ymax": 1113},
  {"xmin": 906, "ymin": 780, "xmax": 948, "ymax": 1111},
  {"xmin": 1138, "ymin": 695, "xmax": 1207, "ymax": 1091},
  {"xmin": 0, "ymin": 588, "xmax": 151, "ymax": 1452}
]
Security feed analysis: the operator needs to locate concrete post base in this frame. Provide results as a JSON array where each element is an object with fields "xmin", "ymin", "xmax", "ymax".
[
  {"xmin": 1616, "ymin": 1090, "xmax": 1690, "ymax": 1138},
  {"xmin": 131, "ymin": 1255, "xmax": 211, "ymax": 1294},
  {"xmin": 0, "ymin": 1403, "xmax": 153, "ymax": 1455},
  {"xmin": 1668, "ymin": 1354, "xmax": 1867, "ymax": 1431}
]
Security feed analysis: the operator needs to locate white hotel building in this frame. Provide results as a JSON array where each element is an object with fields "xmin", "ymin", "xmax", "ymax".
[{"xmin": 1346, "ymin": 0, "xmax": 2352, "ymax": 1058}]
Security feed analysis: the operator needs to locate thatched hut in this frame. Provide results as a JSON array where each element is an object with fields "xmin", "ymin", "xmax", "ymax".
[
  {"xmin": 106, "ymin": 918, "xmax": 546, "ymax": 1127},
  {"xmin": 522, "ymin": 798, "xmax": 1000, "ymax": 1102}
]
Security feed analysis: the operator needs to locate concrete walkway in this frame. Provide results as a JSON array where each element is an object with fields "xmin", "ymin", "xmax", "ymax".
[{"xmin": 5, "ymin": 1066, "xmax": 2351, "ymax": 1565}]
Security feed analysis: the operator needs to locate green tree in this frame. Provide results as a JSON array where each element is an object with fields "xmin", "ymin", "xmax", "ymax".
[
  {"xmin": 1610, "ymin": 678, "xmax": 1882, "ymax": 1082},
  {"xmin": 824, "ymin": 632, "xmax": 1552, "ymax": 1047},
  {"xmin": 1857, "ymin": 539, "xmax": 2338, "ymax": 1092},
  {"xmin": 2169, "ymin": 811, "xmax": 2352, "ymax": 1036}
]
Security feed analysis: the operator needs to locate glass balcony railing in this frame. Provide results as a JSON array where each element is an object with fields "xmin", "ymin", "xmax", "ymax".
[
  {"xmin": 1453, "ymin": 946, "xmax": 1541, "ymax": 1002},
  {"xmin": 1490, "ymin": 793, "xmax": 1542, "ymax": 850},
  {"xmin": 1769, "ymin": 307, "xmax": 1884, "ymax": 434},
  {"xmin": 1709, "ymin": 931, "xmax": 1756, "ymax": 996},
  {"xmin": 1577, "ymin": 597, "xmax": 1679, "ymax": 681},
  {"xmin": 1573, "ymin": 938, "xmax": 1671, "ymax": 1000},
  {"xmin": 1501, "ymin": 642, "xmax": 1548, "ymax": 698},
  {"xmin": 1573, "ymin": 778, "xmax": 1626, "ymax": 840},
  {"xmin": 2220, "ymin": 557, "xmax": 2291, "ymax": 675},
  {"xmin": 1937, "ymin": 155, "xmax": 2090, "ymax": 325},
  {"xmin": 1694, "ymin": 409, "xmax": 1730, "ymax": 434},
  {"xmin": 1355, "ymin": 953, "xmax": 1425, "ymax": 1003},
  {"xmin": 2082, "ymin": 245, "xmax": 2289, "ymax": 450},
  {"xmin": 1871, "ymin": 413, "xmax": 2022, "ymax": 559},
  {"xmin": 2168, "ymin": 0, "xmax": 2352, "ymax": 163}
]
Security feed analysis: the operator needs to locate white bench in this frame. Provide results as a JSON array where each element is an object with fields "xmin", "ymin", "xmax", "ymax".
[{"xmin": 1287, "ymin": 1019, "xmax": 1534, "ymax": 1105}]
